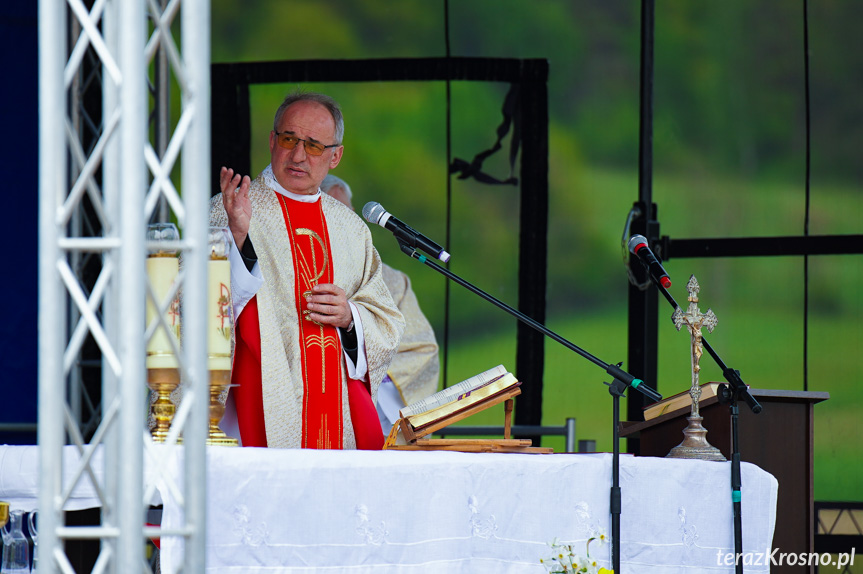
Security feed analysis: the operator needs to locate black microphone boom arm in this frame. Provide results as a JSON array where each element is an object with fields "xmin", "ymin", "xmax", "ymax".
[{"xmin": 396, "ymin": 240, "xmax": 661, "ymax": 403}]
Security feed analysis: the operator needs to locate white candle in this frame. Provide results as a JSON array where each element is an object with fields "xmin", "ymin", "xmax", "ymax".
[
  {"xmin": 146, "ymin": 255, "xmax": 180, "ymax": 369},
  {"xmin": 208, "ymin": 257, "xmax": 232, "ymax": 370}
]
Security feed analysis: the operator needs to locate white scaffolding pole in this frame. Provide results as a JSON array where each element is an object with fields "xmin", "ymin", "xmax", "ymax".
[
  {"xmin": 180, "ymin": 0, "xmax": 211, "ymax": 569},
  {"xmin": 102, "ymin": 0, "xmax": 122, "ymax": 566},
  {"xmin": 117, "ymin": 0, "xmax": 147, "ymax": 570},
  {"xmin": 37, "ymin": 0, "xmax": 68, "ymax": 570},
  {"xmin": 37, "ymin": 0, "xmax": 211, "ymax": 571}
]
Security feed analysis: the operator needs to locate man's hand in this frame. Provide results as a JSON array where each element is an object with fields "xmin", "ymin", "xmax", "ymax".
[
  {"xmin": 220, "ymin": 166, "xmax": 252, "ymax": 250},
  {"xmin": 304, "ymin": 284, "xmax": 353, "ymax": 329}
]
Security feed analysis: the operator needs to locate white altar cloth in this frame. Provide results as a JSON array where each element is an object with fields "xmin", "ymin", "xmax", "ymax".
[
  {"xmin": 0, "ymin": 445, "xmax": 172, "ymax": 512},
  {"xmin": 0, "ymin": 444, "xmax": 109, "ymax": 511},
  {"xmin": 158, "ymin": 448, "xmax": 778, "ymax": 574}
]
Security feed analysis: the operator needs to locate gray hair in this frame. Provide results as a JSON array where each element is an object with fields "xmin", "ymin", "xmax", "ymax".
[
  {"xmin": 321, "ymin": 174, "xmax": 352, "ymax": 199},
  {"xmin": 273, "ymin": 91, "xmax": 344, "ymax": 145}
]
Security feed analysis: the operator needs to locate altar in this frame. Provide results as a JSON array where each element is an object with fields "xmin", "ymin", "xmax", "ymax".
[
  {"xmin": 0, "ymin": 446, "xmax": 778, "ymax": 573},
  {"xmin": 162, "ymin": 448, "xmax": 776, "ymax": 573}
]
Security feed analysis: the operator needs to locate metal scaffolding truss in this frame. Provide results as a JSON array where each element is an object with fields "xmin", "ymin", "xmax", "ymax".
[{"xmin": 38, "ymin": 0, "xmax": 211, "ymax": 571}]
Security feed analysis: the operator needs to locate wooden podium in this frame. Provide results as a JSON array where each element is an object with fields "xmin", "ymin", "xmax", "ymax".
[{"xmin": 620, "ymin": 388, "xmax": 829, "ymax": 574}]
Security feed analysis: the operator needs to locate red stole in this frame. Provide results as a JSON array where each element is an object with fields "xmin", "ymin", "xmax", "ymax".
[{"xmin": 278, "ymin": 195, "xmax": 344, "ymax": 449}]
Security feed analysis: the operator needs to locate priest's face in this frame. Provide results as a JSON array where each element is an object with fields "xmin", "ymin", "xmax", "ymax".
[{"xmin": 269, "ymin": 100, "xmax": 344, "ymax": 195}]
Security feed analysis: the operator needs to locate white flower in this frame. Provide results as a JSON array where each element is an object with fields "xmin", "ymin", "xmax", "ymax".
[
  {"xmin": 543, "ymin": 533, "xmax": 615, "ymax": 574},
  {"xmin": 571, "ymin": 553, "xmax": 589, "ymax": 571},
  {"xmin": 591, "ymin": 526, "xmax": 610, "ymax": 546}
]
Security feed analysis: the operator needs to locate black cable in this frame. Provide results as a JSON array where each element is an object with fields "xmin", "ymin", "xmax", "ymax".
[{"xmin": 802, "ymin": 0, "xmax": 811, "ymax": 392}]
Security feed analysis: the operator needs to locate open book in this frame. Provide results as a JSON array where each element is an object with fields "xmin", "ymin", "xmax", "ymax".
[
  {"xmin": 392, "ymin": 364, "xmax": 521, "ymax": 436},
  {"xmin": 405, "ymin": 372, "xmax": 520, "ymax": 431},
  {"xmin": 642, "ymin": 382, "xmax": 722, "ymax": 421},
  {"xmin": 399, "ymin": 364, "xmax": 508, "ymax": 420}
]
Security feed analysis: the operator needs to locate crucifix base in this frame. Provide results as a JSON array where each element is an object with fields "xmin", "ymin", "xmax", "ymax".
[{"xmin": 666, "ymin": 416, "xmax": 726, "ymax": 461}]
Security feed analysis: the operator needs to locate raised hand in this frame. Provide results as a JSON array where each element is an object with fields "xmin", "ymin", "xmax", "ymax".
[{"xmin": 220, "ymin": 166, "xmax": 252, "ymax": 250}]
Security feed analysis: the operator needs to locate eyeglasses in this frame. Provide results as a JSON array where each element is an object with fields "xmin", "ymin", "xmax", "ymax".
[{"xmin": 274, "ymin": 132, "xmax": 339, "ymax": 156}]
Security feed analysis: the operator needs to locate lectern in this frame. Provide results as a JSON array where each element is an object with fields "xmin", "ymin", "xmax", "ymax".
[{"xmin": 620, "ymin": 388, "xmax": 829, "ymax": 574}]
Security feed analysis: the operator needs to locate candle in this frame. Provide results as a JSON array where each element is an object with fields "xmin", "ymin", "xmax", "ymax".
[
  {"xmin": 208, "ymin": 227, "xmax": 233, "ymax": 371},
  {"xmin": 146, "ymin": 224, "xmax": 180, "ymax": 370}
]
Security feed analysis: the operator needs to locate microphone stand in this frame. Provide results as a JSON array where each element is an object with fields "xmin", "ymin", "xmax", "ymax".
[
  {"xmin": 396, "ymin": 241, "xmax": 661, "ymax": 573},
  {"xmin": 650, "ymin": 277, "xmax": 762, "ymax": 574}
]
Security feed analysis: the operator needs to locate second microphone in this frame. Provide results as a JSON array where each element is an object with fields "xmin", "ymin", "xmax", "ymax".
[{"xmin": 628, "ymin": 234, "xmax": 672, "ymax": 289}]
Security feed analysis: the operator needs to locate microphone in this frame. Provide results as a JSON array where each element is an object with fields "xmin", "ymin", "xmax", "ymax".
[
  {"xmin": 628, "ymin": 234, "xmax": 672, "ymax": 289},
  {"xmin": 362, "ymin": 202, "xmax": 451, "ymax": 263}
]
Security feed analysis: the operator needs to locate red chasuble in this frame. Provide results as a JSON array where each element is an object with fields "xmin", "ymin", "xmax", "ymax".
[
  {"xmin": 232, "ymin": 192, "xmax": 383, "ymax": 450},
  {"xmin": 232, "ymin": 295, "xmax": 267, "ymax": 447}
]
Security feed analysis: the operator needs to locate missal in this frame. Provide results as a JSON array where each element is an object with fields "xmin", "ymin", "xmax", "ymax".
[
  {"xmin": 642, "ymin": 381, "xmax": 722, "ymax": 420},
  {"xmin": 399, "ymin": 364, "xmax": 508, "ymax": 419},
  {"xmin": 405, "ymin": 372, "xmax": 520, "ymax": 431}
]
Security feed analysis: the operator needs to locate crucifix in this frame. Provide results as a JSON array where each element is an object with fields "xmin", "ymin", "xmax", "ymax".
[{"xmin": 666, "ymin": 275, "xmax": 725, "ymax": 461}]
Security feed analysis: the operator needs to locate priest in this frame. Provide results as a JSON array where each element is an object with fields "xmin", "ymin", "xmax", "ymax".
[{"xmin": 211, "ymin": 91, "xmax": 405, "ymax": 450}]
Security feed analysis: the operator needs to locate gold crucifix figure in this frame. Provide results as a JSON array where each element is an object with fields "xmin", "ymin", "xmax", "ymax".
[
  {"xmin": 666, "ymin": 275, "xmax": 725, "ymax": 461},
  {"xmin": 673, "ymin": 275, "xmax": 718, "ymax": 418}
]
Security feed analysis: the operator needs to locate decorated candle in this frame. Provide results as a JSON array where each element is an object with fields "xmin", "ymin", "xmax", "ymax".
[
  {"xmin": 146, "ymin": 223, "xmax": 181, "ymax": 369},
  {"xmin": 208, "ymin": 227, "xmax": 233, "ymax": 371}
]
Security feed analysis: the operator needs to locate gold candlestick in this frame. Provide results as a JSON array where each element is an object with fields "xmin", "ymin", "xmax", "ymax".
[
  {"xmin": 148, "ymin": 368, "xmax": 181, "ymax": 443},
  {"xmin": 146, "ymin": 223, "xmax": 181, "ymax": 443},
  {"xmin": 207, "ymin": 371, "xmax": 238, "ymax": 446},
  {"xmin": 667, "ymin": 275, "xmax": 725, "ymax": 461},
  {"xmin": 207, "ymin": 227, "xmax": 238, "ymax": 446}
]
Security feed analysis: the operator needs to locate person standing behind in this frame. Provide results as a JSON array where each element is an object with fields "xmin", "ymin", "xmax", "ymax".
[
  {"xmin": 211, "ymin": 91, "xmax": 404, "ymax": 450},
  {"xmin": 321, "ymin": 174, "xmax": 440, "ymax": 430}
]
